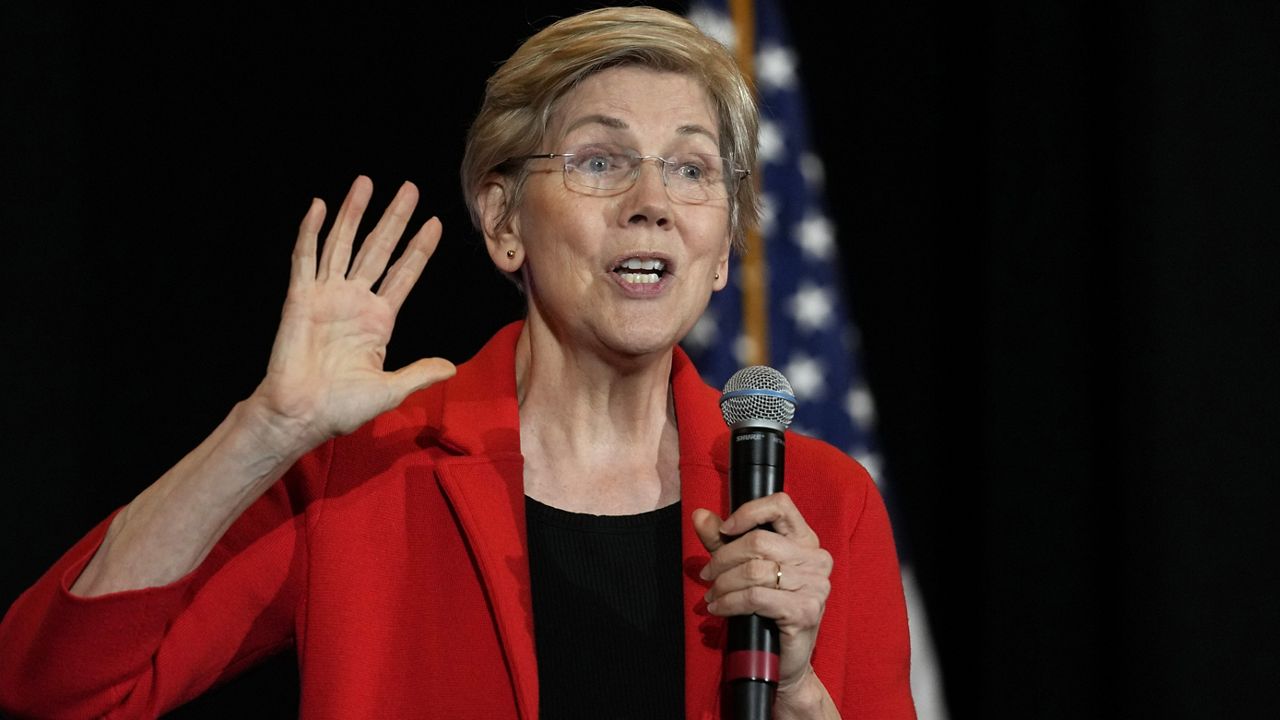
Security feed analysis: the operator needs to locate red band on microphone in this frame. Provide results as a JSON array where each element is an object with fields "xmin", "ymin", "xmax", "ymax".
[{"xmin": 724, "ymin": 650, "xmax": 780, "ymax": 682}]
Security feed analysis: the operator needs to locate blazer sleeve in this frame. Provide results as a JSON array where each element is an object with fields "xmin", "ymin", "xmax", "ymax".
[
  {"xmin": 0, "ymin": 444, "xmax": 330, "ymax": 719},
  {"xmin": 834, "ymin": 474, "xmax": 917, "ymax": 719},
  {"xmin": 796, "ymin": 441, "xmax": 915, "ymax": 720}
]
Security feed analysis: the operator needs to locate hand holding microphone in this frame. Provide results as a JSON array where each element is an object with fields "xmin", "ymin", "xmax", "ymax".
[{"xmin": 692, "ymin": 367, "xmax": 836, "ymax": 719}]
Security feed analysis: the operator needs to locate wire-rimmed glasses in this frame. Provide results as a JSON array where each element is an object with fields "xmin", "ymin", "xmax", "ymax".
[{"xmin": 505, "ymin": 143, "xmax": 749, "ymax": 204}]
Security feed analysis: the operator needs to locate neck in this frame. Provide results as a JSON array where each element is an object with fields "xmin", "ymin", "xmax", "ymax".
[{"xmin": 515, "ymin": 315, "xmax": 680, "ymax": 515}]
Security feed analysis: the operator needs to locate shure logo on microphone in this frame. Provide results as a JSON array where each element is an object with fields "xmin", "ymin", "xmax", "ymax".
[{"xmin": 736, "ymin": 432, "xmax": 766, "ymax": 442}]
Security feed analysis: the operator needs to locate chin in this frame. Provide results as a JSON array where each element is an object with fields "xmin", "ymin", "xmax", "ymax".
[{"xmin": 596, "ymin": 318, "xmax": 687, "ymax": 361}]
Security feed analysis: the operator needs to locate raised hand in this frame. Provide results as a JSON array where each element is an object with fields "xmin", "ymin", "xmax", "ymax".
[
  {"xmin": 69, "ymin": 177, "xmax": 456, "ymax": 597},
  {"xmin": 250, "ymin": 176, "xmax": 456, "ymax": 451}
]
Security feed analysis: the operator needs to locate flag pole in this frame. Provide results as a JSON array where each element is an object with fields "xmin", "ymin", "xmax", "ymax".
[{"xmin": 730, "ymin": 0, "xmax": 769, "ymax": 367}]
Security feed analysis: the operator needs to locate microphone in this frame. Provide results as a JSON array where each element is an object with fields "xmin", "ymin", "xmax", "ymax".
[{"xmin": 718, "ymin": 366, "xmax": 797, "ymax": 720}]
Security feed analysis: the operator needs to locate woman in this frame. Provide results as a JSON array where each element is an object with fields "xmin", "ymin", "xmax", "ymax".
[{"xmin": 0, "ymin": 7, "xmax": 913, "ymax": 719}]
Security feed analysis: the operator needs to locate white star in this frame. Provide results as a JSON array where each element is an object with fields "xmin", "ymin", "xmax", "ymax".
[
  {"xmin": 845, "ymin": 383, "xmax": 877, "ymax": 428},
  {"xmin": 799, "ymin": 151, "xmax": 826, "ymax": 190},
  {"xmin": 782, "ymin": 353, "xmax": 825, "ymax": 400},
  {"xmin": 852, "ymin": 450, "xmax": 884, "ymax": 487},
  {"xmin": 789, "ymin": 282, "xmax": 835, "ymax": 332},
  {"xmin": 794, "ymin": 214, "xmax": 836, "ymax": 261},
  {"xmin": 684, "ymin": 311, "xmax": 719, "ymax": 351},
  {"xmin": 756, "ymin": 44, "xmax": 798, "ymax": 91},
  {"xmin": 758, "ymin": 120, "xmax": 784, "ymax": 165},
  {"xmin": 688, "ymin": 8, "xmax": 736, "ymax": 50},
  {"xmin": 733, "ymin": 334, "xmax": 759, "ymax": 366}
]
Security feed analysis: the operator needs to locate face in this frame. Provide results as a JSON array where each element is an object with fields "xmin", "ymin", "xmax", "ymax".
[{"xmin": 491, "ymin": 66, "xmax": 732, "ymax": 360}]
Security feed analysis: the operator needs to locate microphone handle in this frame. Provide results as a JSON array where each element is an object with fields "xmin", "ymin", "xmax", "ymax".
[{"xmin": 725, "ymin": 426, "xmax": 785, "ymax": 720}]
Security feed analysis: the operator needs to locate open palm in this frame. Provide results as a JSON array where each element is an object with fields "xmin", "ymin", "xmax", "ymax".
[{"xmin": 254, "ymin": 176, "xmax": 455, "ymax": 449}]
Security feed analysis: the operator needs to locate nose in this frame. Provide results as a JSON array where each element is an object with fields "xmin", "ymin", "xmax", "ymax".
[
  {"xmin": 622, "ymin": 157, "xmax": 672, "ymax": 228},
  {"xmin": 634, "ymin": 156, "xmax": 671, "ymax": 187}
]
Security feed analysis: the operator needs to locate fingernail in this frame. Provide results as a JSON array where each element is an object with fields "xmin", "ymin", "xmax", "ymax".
[
  {"xmin": 703, "ymin": 589, "xmax": 713, "ymax": 602},
  {"xmin": 699, "ymin": 565, "xmax": 711, "ymax": 581}
]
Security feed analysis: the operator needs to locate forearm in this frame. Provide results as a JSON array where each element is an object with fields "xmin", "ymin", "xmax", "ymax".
[{"xmin": 70, "ymin": 396, "xmax": 315, "ymax": 596}]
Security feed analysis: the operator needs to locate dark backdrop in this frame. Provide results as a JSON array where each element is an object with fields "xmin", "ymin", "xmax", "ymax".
[{"xmin": 3, "ymin": 2, "xmax": 1276, "ymax": 718}]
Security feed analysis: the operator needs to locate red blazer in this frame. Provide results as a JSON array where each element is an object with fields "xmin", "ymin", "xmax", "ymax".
[{"xmin": 0, "ymin": 322, "xmax": 914, "ymax": 719}]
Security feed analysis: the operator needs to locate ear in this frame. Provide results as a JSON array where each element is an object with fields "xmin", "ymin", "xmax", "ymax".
[
  {"xmin": 712, "ymin": 234, "xmax": 732, "ymax": 291},
  {"xmin": 477, "ymin": 177, "xmax": 524, "ymax": 271}
]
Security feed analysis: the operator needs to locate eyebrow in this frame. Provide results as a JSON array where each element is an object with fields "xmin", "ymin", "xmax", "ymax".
[{"xmin": 562, "ymin": 114, "xmax": 719, "ymax": 144}]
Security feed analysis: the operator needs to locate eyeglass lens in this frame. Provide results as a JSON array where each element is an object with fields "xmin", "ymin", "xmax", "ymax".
[{"xmin": 561, "ymin": 145, "xmax": 736, "ymax": 202}]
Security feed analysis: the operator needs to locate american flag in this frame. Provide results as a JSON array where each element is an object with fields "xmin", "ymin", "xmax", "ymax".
[{"xmin": 684, "ymin": 2, "xmax": 949, "ymax": 717}]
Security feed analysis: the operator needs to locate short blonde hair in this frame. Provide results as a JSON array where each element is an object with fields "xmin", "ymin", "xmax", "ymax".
[{"xmin": 461, "ymin": 6, "xmax": 759, "ymax": 254}]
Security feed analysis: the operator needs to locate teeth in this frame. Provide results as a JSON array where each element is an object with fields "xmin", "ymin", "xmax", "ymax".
[
  {"xmin": 619, "ymin": 272, "xmax": 661, "ymax": 284},
  {"xmin": 619, "ymin": 257, "xmax": 665, "ymax": 271}
]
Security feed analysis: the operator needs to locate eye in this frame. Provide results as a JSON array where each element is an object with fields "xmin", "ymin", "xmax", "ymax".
[
  {"xmin": 569, "ymin": 145, "xmax": 627, "ymax": 176},
  {"xmin": 672, "ymin": 154, "xmax": 716, "ymax": 183},
  {"xmin": 582, "ymin": 154, "xmax": 612, "ymax": 174},
  {"xmin": 675, "ymin": 163, "xmax": 704, "ymax": 182}
]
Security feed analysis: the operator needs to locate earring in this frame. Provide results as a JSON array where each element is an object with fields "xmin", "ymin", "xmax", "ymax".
[
  {"xmin": 506, "ymin": 249, "xmax": 516, "ymax": 259},
  {"xmin": 714, "ymin": 272, "xmax": 720, "ymax": 280}
]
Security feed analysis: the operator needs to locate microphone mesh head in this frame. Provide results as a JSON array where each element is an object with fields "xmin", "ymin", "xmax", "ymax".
[{"xmin": 719, "ymin": 366, "xmax": 797, "ymax": 429}]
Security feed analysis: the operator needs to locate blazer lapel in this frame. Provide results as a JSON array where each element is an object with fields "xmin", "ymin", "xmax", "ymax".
[
  {"xmin": 436, "ymin": 454, "xmax": 537, "ymax": 720},
  {"xmin": 672, "ymin": 346, "xmax": 731, "ymax": 720},
  {"xmin": 431, "ymin": 323, "xmax": 539, "ymax": 719}
]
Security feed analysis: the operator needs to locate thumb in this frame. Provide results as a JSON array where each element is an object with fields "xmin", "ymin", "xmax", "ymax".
[
  {"xmin": 388, "ymin": 357, "xmax": 457, "ymax": 399},
  {"xmin": 691, "ymin": 508, "xmax": 727, "ymax": 553}
]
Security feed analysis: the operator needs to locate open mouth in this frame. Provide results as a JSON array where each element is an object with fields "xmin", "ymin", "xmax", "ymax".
[{"xmin": 612, "ymin": 257, "xmax": 668, "ymax": 285}]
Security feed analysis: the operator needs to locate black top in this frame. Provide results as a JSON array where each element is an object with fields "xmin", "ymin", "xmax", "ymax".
[{"xmin": 525, "ymin": 495, "xmax": 685, "ymax": 719}]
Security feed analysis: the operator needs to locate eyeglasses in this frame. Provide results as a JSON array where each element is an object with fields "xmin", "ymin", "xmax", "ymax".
[{"xmin": 505, "ymin": 143, "xmax": 749, "ymax": 204}]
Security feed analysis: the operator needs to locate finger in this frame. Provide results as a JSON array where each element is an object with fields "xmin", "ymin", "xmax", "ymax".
[
  {"xmin": 385, "ymin": 357, "xmax": 458, "ymax": 404},
  {"xmin": 707, "ymin": 557, "xmax": 784, "ymax": 600},
  {"xmin": 700, "ymin": 527, "xmax": 805, "ymax": 581},
  {"xmin": 720, "ymin": 492, "xmax": 820, "ymax": 548},
  {"xmin": 292, "ymin": 198, "xmax": 325, "ymax": 288},
  {"xmin": 708, "ymin": 557, "xmax": 785, "ymax": 598},
  {"xmin": 349, "ymin": 181, "xmax": 419, "ymax": 287},
  {"xmin": 692, "ymin": 508, "xmax": 727, "ymax": 556},
  {"xmin": 318, "ymin": 175, "xmax": 373, "ymax": 282},
  {"xmin": 706, "ymin": 584, "xmax": 827, "ymax": 629},
  {"xmin": 378, "ymin": 216, "xmax": 442, "ymax": 313},
  {"xmin": 705, "ymin": 554, "xmax": 831, "ymax": 600}
]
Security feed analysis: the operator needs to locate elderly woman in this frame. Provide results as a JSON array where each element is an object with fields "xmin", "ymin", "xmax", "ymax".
[{"xmin": 0, "ymin": 7, "xmax": 912, "ymax": 719}]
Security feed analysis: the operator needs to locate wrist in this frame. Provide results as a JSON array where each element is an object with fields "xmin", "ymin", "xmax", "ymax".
[
  {"xmin": 236, "ymin": 393, "xmax": 326, "ymax": 460},
  {"xmin": 774, "ymin": 665, "xmax": 837, "ymax": 720}
]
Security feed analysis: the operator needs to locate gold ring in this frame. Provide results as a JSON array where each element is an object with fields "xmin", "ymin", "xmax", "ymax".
[{"xmin": 774, "ymin": 561, "xmax": 783, "ymax": 590}]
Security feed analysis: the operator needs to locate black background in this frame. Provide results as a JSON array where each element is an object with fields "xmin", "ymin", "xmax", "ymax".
[{"xmin": 2, "ymin": 2, "xmax": 1277, "ymax": 718}]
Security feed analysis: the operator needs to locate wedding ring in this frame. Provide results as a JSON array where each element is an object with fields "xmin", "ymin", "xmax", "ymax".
[{"xmin": 774, "ymin": 561, "xmax": 783, "ymax": 590}]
